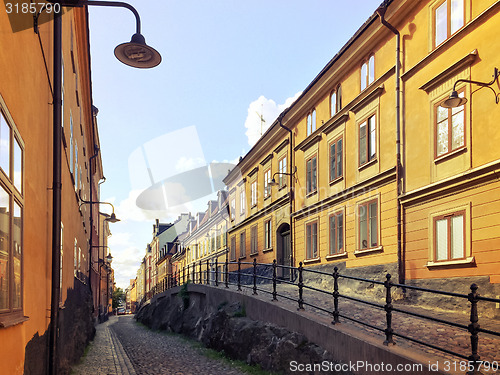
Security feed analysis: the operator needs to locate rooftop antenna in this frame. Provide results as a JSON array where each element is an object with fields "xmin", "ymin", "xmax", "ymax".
[{"xmin": 255, "ymin": 103, "xmax": 265, "ymax": 136}]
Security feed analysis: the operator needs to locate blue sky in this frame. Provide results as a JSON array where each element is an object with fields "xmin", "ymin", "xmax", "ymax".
[{"xmin": 88, "ymin": 0, "xmax": 382, "ymax": 289}]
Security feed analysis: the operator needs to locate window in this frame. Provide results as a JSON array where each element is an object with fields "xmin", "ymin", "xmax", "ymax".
[
  {"xmin": 435, "ymin": 91, "xmax": 465, "ymax": 158},
  {"xmin": 230, "ymin": 199, "xmax": 235, "ymax": 220},
  {"xmin": 0, "ymin": 109, "xmax": 24, "ymax": 321},
  {"xmin": 329, "ymin": 212, "xmax": 344, "ymax": 255},
  {"xmin": 330, "ymin": 85, "xmax": 342, "ymax": 117},
  {"xmin": 239, "ymin": 231, "xmax": 246, "ymax": 258},
  {"xmin": 358, "ymin": 200, "xmax": 378, "ymax": 250},
  {"xmin": 434, "ymin": 211, "xmax": 465, "ymax": 261},
  {"xmin": 306, "ymin": 221, "xmax": 318, "ymax": 259},
  {"xmin": 250, "ymin": 225, "xmax": 258, "ymax": 255},
  {"xmin": 329, "ymin": 137, "xmax": 343, "ymax": 182},
  {"xmin": 230, "ymin": 236, "xmax": 236, "ymax": 261},
  {"xmin": 70, "ymin": 113, "xmax": 73, "ymax": 174},
  {"xmin": 74, "ymin": 239, "xmax": 78, "ymax": 277},
  {"xmin": 251, "ymin": 180, "xmax": 257, "ymax": 207},
  {"xmin": 216, "ymin": 229, "xmax": 221, "ymax": 249},
  {"xmin": 306, "ymin": 155, "xmax": 317, "ymax": 195},
  {"xmin": 359, "ymin": 115, "xmax": 376, "ymax": 166},
  {"xmin": 264, "ymin": 219, "xmax": 272, "ymax": 249},
  {"xmin": 278, "ymin": 156, "xmax": 287, "ymax": 188},
  {"xmin": 264, "ymin": 169, "xmax": 271, "ymax": 199},
  {"xmin": 306, "ymin": 109, "xmax": 316, "ymax": 136},
  {"xmin": 240, "ymin": 189, "xmax": 245, "ymax": 214},
  {"xmin": 434, "ymin": 0, "xmax": 464, "ymax": 47},
  {"xmin": 74, "ymin": 142, "xmax": 78, "ymax": 188},
  {"xmin": 361, "ymin": 55, "xmax": 375, "ymax": 91}
]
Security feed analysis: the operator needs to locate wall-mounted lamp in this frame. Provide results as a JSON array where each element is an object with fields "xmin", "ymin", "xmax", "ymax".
[
  {"xmin": 441, "ymin": 68, "xmax": 500, "ymax": 108},
  {"xmin": 269, "ymin": 166, "xmax": 298, "ymax": 186},
  {"xmin": 80, "ymin": 196, "xmax": 121, "ymax": 223}
]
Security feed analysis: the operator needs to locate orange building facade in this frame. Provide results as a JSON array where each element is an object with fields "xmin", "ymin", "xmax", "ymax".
[{"xmin": 0, "ymin": 5, "xmax": 108, "ymax": 374}]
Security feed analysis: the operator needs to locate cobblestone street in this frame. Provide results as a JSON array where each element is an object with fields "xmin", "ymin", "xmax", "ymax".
[{"xmin": 71, "ymin": 315, "xmax": 248, "ymax": 375}]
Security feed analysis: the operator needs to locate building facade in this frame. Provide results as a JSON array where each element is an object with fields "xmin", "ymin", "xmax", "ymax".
[{"xmin": 0, "ymin": 4, "xmax": 110, "ymax": 374}]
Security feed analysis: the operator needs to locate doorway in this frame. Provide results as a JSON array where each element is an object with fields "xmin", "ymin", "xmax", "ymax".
[{"xmin": 276, "ymin": 223, "xmax": 291, "ymax": 279}]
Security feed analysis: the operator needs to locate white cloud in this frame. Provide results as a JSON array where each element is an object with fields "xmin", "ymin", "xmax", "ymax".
[{"xmin": 244, "ymin": 92, "xmax": 302, "ymax": 147}]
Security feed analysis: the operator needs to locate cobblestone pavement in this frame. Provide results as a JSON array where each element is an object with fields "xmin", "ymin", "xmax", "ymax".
[
  {"xmin": 228, "ymin": 281, "xmax": 500, "ymax": 373},
  {"xmin": 71, "ymin": 315, "xmax": 136, "ymax": 375},
  {"xmin": 72, "ymin": 315, "xmax": 249, "ymax": 375}
]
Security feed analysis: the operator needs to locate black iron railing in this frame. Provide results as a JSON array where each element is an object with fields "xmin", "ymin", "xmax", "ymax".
[{"xmin": 145, "ymin": 259, "xmax": 500, "ymax": 372}]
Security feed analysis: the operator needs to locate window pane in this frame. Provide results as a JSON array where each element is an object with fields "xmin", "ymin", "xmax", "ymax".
[
  {"xmin": 359, "ymin": 122, "xmax": 367, "ymax": 164},
  {"xmin": 311, "ymin": 110, "xmax": 316, "ymax": 133},
  {"xmin": 307, "ymin": 114, "xmax": 311, "ymax": 135},
  {"xmin": 14, "ymin": 141, "xmax": 23, "ymax": 194},
  {"xmin": 0, "ymin": 187, "xmax": 10, "ymax": 310},
  {"xmin": 13, "ymin": 202, "xmax": 21, "ymax": 309},
  {"xmin": 369, "ymin": 202, "xmax": 378, "ymax": 247},
  {"xmin": 329, "ymin": 216, "xmax": 336, "ymax": 254},
  {"xmin": 330, "ymin": 143, "xmax": 336, "ymax": 181},
  {"xmin": 0, "ymin": 116, "xmax": 10, "ymax": 176},
  {"xmin": 306, "ymin": 225, "xmax": 311, "ymax": 258},
  {"xmin": 337, "ymin": 139, "xmax": 343, "ymax": 177},
  {"xmin": 312, "ymin": 157, "xmax": 317, "ymax": 192},
  {"xmin": 306, "ymin": 160, "xmax": 311, "ymax": 193},
  {"xmin": 369, "ymin": 116, "xmax": 376, "ymax": 160},
  {"xmin": 451, "ymin": 112, "xmax": 464, "ymax": 150},
  {"xmin": 312, "ymin": 223, "xmax": 317, "ymax": 258},
  {"xmin": 451, "ymin": 215, "xmax": 464, "ymax": 259},
  {"xmin": 337, "ymin": 85, "xmax": 342, "ymax": 110},
  {"xmin": 437, "ymin": 118, "xmax": 449, "ymax": 156},
  {"xmin": 361, "ymin": 63, "xmax": 367, "ymax": 91},
  {"xmin": 436, "ymin": 218, "xmax": 448, "ymax": 260},
  {"xmin": 337, "ymin": 213, "xmax": 343, "ymax": 252},
  {"xmin": 368, "ymin": 55, "xmax": 375, "ymax": 84},
  {"xmin": 437, "ymin": 105, "xmax": 448, "ymax": 122},
  {"xmin": 450, "ymin": 0, "xmax": 464, "ymax": 34},
  {"xmin": 331, "ymin": 91, "xmax": 336, "ymax": 117},
  {"xmin": 359, "ymin": 205, "xmax": 367, "ymax": 249},
  {"xmin": 435, "ymin": 2, "xmax": 447, "ymax": 46}
]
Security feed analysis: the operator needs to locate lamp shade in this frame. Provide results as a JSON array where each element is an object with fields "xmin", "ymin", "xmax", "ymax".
[
  {"xmin": 105, "ymin": 213, "xmax": 121, "ymax": 223},
  {"xmin": 114, "ymin": 33, "xmax": 162, "ymax": 69},
  {"xmin": 441, "ymin": 90, "xmax": 468, "ymax": 108}
]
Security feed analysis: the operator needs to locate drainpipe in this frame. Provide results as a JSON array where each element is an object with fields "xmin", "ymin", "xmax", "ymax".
[
  {"xmin": 277, "ymin": 112, "xmax": 294, "ymax": 278},
  {"xmin": 48, "ymin": 6, "xmax": 62, "ymax": 375},
  {"xmin": 89, "ymin": 145, "xmax": 100, "ymax": 304},
  {"xmin": 376, "ymin": 3, "xmax": 404, "ymax": 285}
]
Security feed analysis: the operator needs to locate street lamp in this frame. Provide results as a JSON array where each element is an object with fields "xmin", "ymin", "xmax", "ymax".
[
  {"xmin": 268, "ymin": 166, "xmax": 297, "ymax": 187},
  {"xmin": 441, "ymin": 68, "xmax": 500, "ymax": 108},
  {"xmin": 49, "ymin": 2, "xmax": 159, "ymax": 374}
]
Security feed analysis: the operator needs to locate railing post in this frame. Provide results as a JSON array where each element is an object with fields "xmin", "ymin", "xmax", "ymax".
[
  {"xmin": 206, "ymin": 259, "xmax": 209, "ymax": 285},
  {"xmin": 297, "ymin": 262, "xmax": 304, "ymax": 310},
  {"xmin": 384, "ymin": 273, "xmax": 395, "ymax": 345},
  {"xmin": 199, "ymin": 261, "xmax": 201, "ymax": 284},
  {"xmin": 187, "ymin": 264, "xmax": 190, "ymax": 283},
  {"xmin": 225, "ymin": 255, "xmax": 229, "ymax": 288},
  {"xmin": 332, "ymin": 266, "xmax": 340, "ymax": 324},
  {"xmin": 272, "ymin": 259, "xmax": 277, "ymax": 301},
  {"xmin": 215, "ymin": 257, "xmax": 219, "ymax": 286},
  {"xmin": 468, "ymin": 283, "xmax": 481, "ymax": 374},
  {"xmin": 237, "ymin": 258, "xmax": 242, "ymax": 291},
  {"xmin": 252, "ymin": 258, "xmax": 258, "ymax": 295}
]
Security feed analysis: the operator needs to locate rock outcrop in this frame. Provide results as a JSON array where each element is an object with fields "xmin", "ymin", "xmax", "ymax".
[{"xmin": 136, "ymin": 289, "xmax": 351, "ymax": 374}]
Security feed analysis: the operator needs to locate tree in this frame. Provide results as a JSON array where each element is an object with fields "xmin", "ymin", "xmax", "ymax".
[{"xmin": 112, "ymin": 287, "xmax": 125, "ymax": 309}]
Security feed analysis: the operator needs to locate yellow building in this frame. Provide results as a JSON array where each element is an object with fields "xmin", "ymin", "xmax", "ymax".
[
  {"xmin": 222, "ymin": 0, "xmax": 500, "ymax": 299},
  {"xmin": 400, "ymin": 0, "xmax": 500, "ymax": 290}
]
